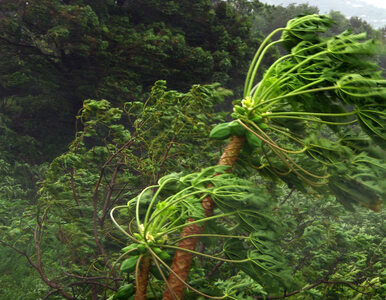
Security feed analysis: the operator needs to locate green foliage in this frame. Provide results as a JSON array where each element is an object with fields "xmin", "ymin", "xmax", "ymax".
[
  {"xmin": 226, "ymin": 14, "xmax": 386, "ymax": 211},
  {"xmin": 280, "ymin": 194, "xmax": 386, "ymax": 299},
  {"xmin": 0, "ymin": 81, "xmax": 228, "ymax": 299},
  {"xmin": 0, "ymin": 157, "xmax": 50, "ymax": 299},
  {"xmin": 0, "ymin": 0, "xmax": 259, "ymax": 161},
  {"xmin": 111, "ymin": 166, "xmax": 292, "ymax": 298},
  {"xmin": 1, "ymin": 2, "xmax": 386, "ymax": 299}
]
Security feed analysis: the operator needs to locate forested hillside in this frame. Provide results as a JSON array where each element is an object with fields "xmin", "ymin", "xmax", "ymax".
[{"xmin": 0, "ymin": 1, "xmax": 385, "ymax": 299}]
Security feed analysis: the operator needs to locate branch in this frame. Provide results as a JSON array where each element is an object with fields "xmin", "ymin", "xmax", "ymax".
[
  {"xmin": 69, "ymin": 169, "xmax": 81, "ymax": 208},
  {"xmin": 254, "ymin": 280, "xmax": 324, "ymax": 299},
  {"xmin": 92, "ymin": 138, "xmax": 137, "ymax": 249},
  {"xmin": 1, "ymin": 228, "xmax": 74, "ymax": 300},
  {"xmin": 155, "ymin": 137, "xmax": 175, "ymax": 183},
  {"xmin": 255, "ymin": 279, "xmax": 369, "ymax": 299},
  {"xmin": 63, "ymin": 271, "xmax": 123, "ymax": 282},
  {"xmin": 33, "ymin": 223, "xmax": 75, "ymax": 299},
  {"xmin": 68, "ymin": 280, "xmax": 117, "ymax": 290},
  {"xmin": 92, "ymin": 138, "xmax": 138, "ymax": 288},
  {"xmin": 273, "ymin": 188, "xmax": 295, "ymax": 210},
  {"xmin": 0, "ymin": 36, "xmax": 59, "ymax": 59},
  {"xmin": 0, "ymin": 240, "xmax": 38, "ymax": 270},
  {"xmin": 206, "ymin": 261, "xmax": 224, "ymax": 278},
  {"xmin": 43, "ymin": 289, "xmax": 60, "ymax": 300},
  {"xmin": 106, "ymin": 180, "xmax": 132, "ymax": 214},
  {"xmin": 102, "ymin": 133, "xmax": 137, "ymax": 169},
  {"xmin": 100, "ymin": 158, "xmax": 122, "ymax": 227},
  {"xmin": 92, "ymin": 172, "xmax": 113, "ymax": 271},
  {"xmin": 42, "ymin": 280, "xmax": 118, "ymax": 300}
]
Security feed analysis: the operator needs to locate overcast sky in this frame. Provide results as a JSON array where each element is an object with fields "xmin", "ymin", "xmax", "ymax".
[
  {"xmin": 360, "ymin": 0, "xmax": 386, "ymax": 9},
  {"xmin": 260, "ymin": 0, "xmax": 386, "ymax": 28}
]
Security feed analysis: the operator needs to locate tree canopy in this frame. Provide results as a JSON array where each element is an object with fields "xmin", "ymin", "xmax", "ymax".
[{"xmin": 0, "ymin": 1, "xmax": 385, "ymax": 299}]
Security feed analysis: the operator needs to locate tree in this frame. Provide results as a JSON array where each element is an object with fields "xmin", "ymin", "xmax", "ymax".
[
  {"xmin": 1, "ymin": 9, "xmax": 385, "ymax": 300},
  {"xmin": 0, "ymin": 81, "xmax": 231, "ymax": 299},
  {"xmin": 238, "ymin": 1, "xmax": 320, "ymax": 36},
  {"xmin": 121, "ymin": 14, "xmax": 385, "ymax": 299},
  {"xmin": 0, "ymin": 0, "xmax": 259, "ymax": 162}
]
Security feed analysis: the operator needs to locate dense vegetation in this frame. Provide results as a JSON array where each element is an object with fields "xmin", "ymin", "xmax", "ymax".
[{"xmin": 0, "ymin": 1, "xmax": 385, "ymax": 299}]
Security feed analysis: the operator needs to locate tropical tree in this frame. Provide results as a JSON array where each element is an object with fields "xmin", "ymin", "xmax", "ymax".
[
  {"xmin": 110, "ymin": 14, "xmax": 385, "ymax": 299},
  {"xmin": 2, "ymin": 12, "xmax": 385, "ymax": 300},
  {"xmin": 0, "ymin": 81, "xmax": 231, "ymax": 299},
  {"xmin": 0, "ymin": 0, "xmax": 259, "ymax": 162}
]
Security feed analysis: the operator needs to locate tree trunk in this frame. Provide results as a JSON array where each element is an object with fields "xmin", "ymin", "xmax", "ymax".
[
  {"xmin": 135, "ymin": 255, "xmax": 152, "ymax": 300},
  {"xmin": 162, "ymin": 135, "xmax": 245, "ymax": 300}
]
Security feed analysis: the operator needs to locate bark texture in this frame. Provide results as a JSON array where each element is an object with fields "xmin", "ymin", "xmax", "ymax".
[
  {"xmin": 162, "ymin": 135, "xmax": 245, "ymax": 300},
  {"xmin": 162, "ymin": 220, "xmax": 204, "ymax": 299},
  {"xmin": 135, "ymin": 255, "xmax": 152, "ymax": 300}
]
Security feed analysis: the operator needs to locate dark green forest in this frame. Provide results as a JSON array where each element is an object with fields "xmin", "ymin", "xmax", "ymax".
[{"xmin": 0, "ymin": 1, "xmax": 385, "ymax": 299}]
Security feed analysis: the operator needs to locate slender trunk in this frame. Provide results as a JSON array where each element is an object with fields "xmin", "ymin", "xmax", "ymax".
[
  {"xmin": 162, "ymin": 135, "xmax": 245, "ymax": 300},
  {"xmin": 135, "ymin": 256, "xmax": 152, "ymax": 300},
  {"xmin": 91, "ymin": 285, "xmax": 98, "ymax": 300}
]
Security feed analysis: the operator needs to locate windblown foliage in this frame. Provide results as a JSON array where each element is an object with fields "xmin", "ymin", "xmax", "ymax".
[
  {"xmin": 0, "ymin": 0, "xmax": 258, "ymax": 161},
  {"xmin": 121, "ymin": 14, "xmax": 386, "ymax": 299},
  {"xmin": 111, "ymin": 166, "xmax": 291, "ymax": 298},
  {"xmin": 1, "ymin": 4, "xmax": 385, "ymax": 300},
  {"xmin": 215, "ymin": 14, "xmax": 386, "ymax": 211}
]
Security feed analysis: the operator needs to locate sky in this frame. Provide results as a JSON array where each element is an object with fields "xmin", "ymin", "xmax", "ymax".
[
  {"xmin": 260, "ymin": 0, "xmax": 386, "ymax": 28},
  {"xmin": 360, "ymin": 0, "xmax": 386, "ymax": 9}
]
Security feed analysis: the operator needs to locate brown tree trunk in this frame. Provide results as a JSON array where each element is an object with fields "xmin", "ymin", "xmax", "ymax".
[
  {"xmin": 162, "ymin": 135, "xmax": 245, "ymax": 300},
  {"xmin": 135, "ymin": 255, "xmax": 152, "ymax": 300}
]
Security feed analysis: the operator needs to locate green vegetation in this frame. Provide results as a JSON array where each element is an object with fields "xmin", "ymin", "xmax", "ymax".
[{"xmin": 0, "ymin": 1, "xmax": 385, "ymax": 299}]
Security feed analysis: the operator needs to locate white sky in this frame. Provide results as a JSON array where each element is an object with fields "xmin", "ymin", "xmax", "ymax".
[{"xmin": 358, "ymin": 0, "xmax": 386, "ymax": 8}]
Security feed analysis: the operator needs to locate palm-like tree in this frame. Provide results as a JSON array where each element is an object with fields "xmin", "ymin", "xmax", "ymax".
[
  {"xmin": 112, "ymin": 14, "xmax": 385, "ymax": 300},
  {"xmin": 162, "ymin": 14, "xmax": 385, "ymax": 299}
]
